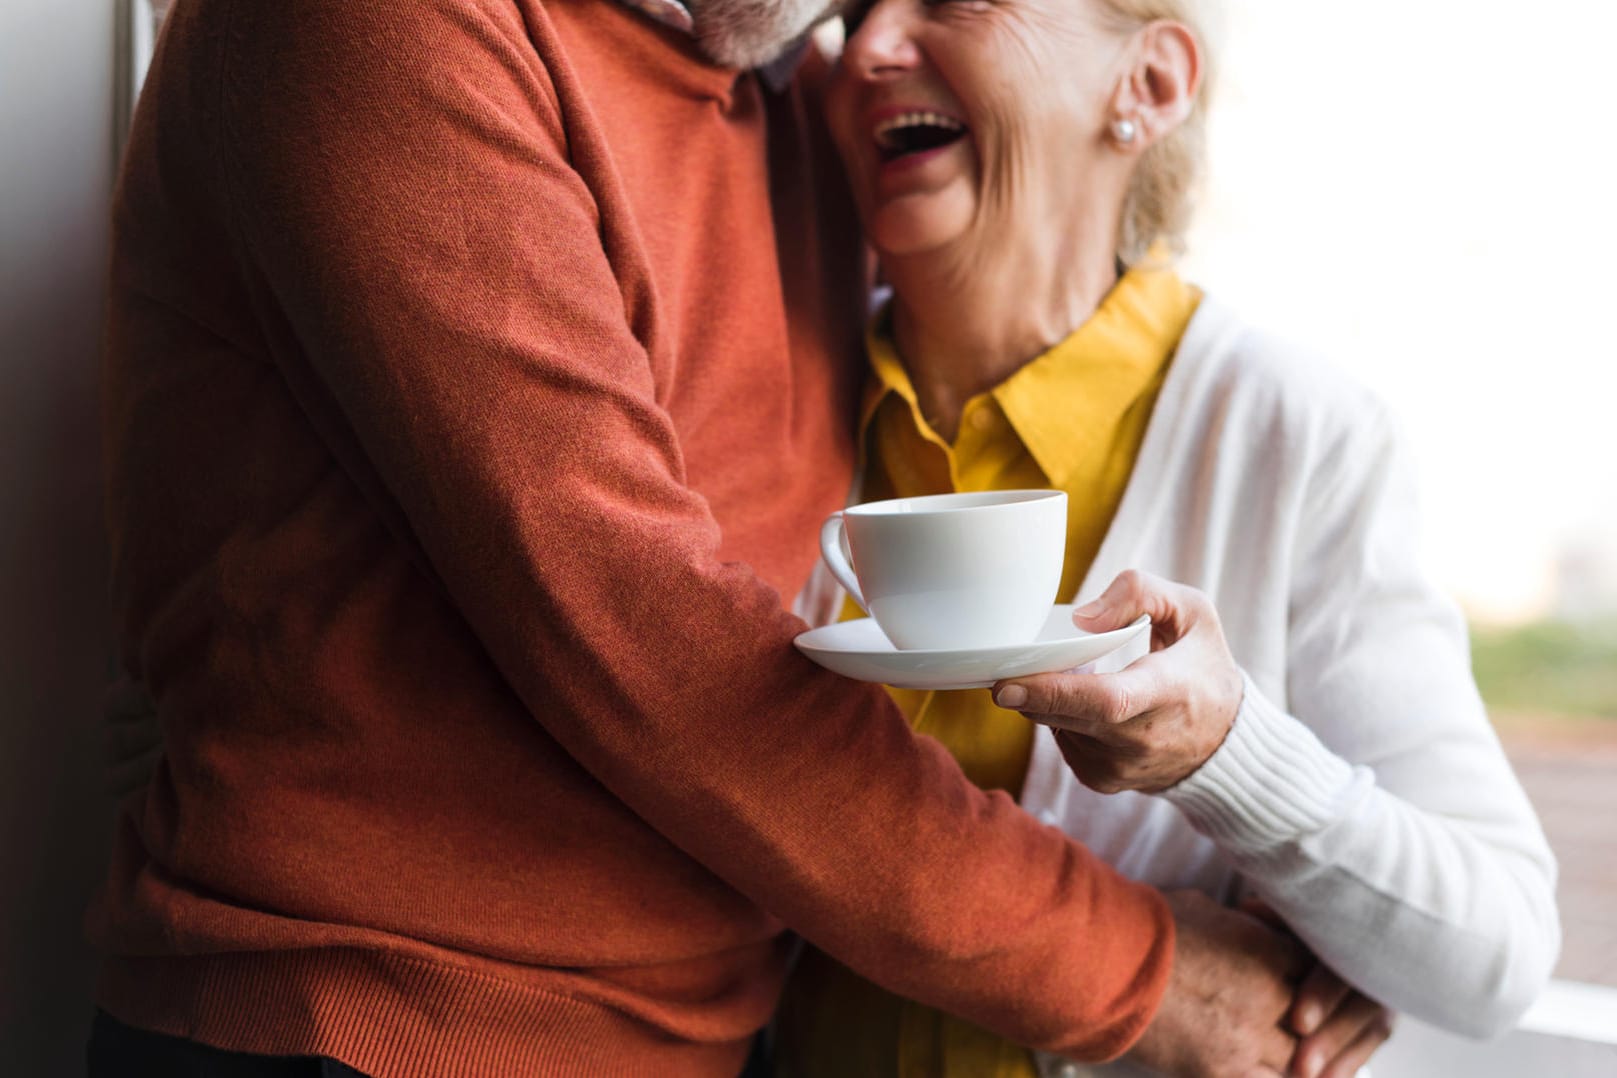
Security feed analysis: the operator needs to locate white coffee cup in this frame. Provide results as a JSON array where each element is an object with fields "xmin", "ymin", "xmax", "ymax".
[{"xmin": 818, "ymin": 490, "xmax": 1067, "ymax": 650}]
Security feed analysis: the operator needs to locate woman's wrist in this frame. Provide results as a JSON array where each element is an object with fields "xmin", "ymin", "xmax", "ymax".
[{"xmin": 1163, "ymin": 672, "xmax": 1366, "ymax": 851}]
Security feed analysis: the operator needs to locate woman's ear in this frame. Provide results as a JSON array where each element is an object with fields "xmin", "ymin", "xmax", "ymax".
[{"xmin": 1108, "ymin": 21, "xmax": 1201, "ymax": 151}]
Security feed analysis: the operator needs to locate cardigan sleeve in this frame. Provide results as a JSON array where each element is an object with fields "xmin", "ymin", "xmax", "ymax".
[
  {"xmin": 1164, "ymin": 404, "xmax": 1560, "ymax": 1037},
  {"xmin": 206, "ymin": 0, "xmax": 1172, "ymax": 1060}
]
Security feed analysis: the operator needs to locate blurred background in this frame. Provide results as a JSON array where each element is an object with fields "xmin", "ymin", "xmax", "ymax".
[
  {"xmin": 2, "ymin": 0, "xmax": 1612, "ymax": 1073},
  {"xmin": 1179, "ymin": 0, "xmax": 1617, "ymax": 1001},
  {"xmin": 1184, "ymin": 3, "xmax": 1617, "ymax": 1069},
  {"xmin": 2, "ymin": 2, "xmax": 122, "ymax": 1075}
]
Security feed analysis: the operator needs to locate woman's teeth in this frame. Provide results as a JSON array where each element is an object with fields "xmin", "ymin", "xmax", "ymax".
[{"xmin": 874, "ymin": 111, "xmax": 968, "ymax": 159}]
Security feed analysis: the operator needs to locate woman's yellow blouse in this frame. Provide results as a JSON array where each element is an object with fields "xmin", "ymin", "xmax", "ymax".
[{"xmin": 776, "ymin": 262, "xmax": 1200, "ymax": 1078}]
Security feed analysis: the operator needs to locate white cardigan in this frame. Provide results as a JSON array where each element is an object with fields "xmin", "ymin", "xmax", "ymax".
[
  {"xmin": 1018, "ymin": 294, "xmax": 1559, "ymax": 1072},
  {"xmin": 807, "ymin": 293, "xmax": 1561, "ymax": 1073}
]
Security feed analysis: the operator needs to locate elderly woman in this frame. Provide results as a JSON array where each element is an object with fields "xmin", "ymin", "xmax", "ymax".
[{"xmin": 776, "ymin": 0, "xmax": 1561, "ymax": 1075}]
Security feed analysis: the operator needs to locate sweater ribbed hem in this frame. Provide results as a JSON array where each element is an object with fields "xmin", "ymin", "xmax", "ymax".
[
  {"xmin": 1163, "ymin": 672, "xmax": 1366, "ymax": 850},
  {"xmin": 97, "ymin": 949, "xmax": 752, "ymax": 1078}
]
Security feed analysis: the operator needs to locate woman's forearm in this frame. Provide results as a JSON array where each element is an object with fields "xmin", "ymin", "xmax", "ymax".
[{"xmin": 1165, "ymin": 672, "xmax": 1560, "ymax": 1037}]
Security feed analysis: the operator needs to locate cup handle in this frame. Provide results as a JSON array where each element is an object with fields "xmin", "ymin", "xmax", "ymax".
[{"xmin": 819, "ymin": 512, "xmax": 867, "ymax": 614}]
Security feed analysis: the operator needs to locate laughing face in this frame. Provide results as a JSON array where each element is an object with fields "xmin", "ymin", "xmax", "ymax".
[{"xmin": 826, "ymin": 0, "xmax": 1136, "ymax": 262}]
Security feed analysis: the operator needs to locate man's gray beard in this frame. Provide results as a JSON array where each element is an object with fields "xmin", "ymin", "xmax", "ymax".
[{"xmin": 689, "ymin": 0, "xmax": 839, "ymax": 70}]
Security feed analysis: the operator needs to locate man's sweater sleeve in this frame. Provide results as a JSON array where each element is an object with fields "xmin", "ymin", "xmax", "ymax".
[
  {"xmin": 206, "ymin": 0, "xmax": 1171, "ymax": 1059},
  {"xmin": 1165, "ymin": 404, "xmax": 1561, "ymax": 1037}
]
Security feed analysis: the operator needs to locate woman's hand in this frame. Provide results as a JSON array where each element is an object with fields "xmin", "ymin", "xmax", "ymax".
[
  {"xmin": 1287, "ymin": 964, "xmax": 1396, "ymax": 1078},
  {"xmin": 991, "ymin": 570, "xmax": 1244, "ymax": 793},
  {"xmin": 1235, "ymin": 897, "xmax": 1398, "ymax": 1078}
]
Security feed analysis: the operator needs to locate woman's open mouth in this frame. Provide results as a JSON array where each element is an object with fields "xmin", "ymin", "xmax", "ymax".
[{"xmin": 873, "ymin": 110, "xmax": 969, "ymax": 164}]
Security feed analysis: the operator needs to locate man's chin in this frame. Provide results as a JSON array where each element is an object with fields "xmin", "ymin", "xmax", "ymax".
[{"xmin": 690, "ymin": 0, "xmax": 842, "ymax": 70}]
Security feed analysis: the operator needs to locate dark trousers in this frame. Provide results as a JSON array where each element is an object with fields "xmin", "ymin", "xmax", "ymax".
[{"xmin": 87, "ymin": 1012, "xmax": 368, "ymax": 1077}]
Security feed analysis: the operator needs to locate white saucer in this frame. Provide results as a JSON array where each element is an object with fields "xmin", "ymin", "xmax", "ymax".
[{"xmin": 794, "ymin": 607, "xmax": 1151, "ymax": 690}]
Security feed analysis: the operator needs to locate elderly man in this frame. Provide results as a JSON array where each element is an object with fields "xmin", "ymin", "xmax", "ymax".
[{"xmin": 90, "ymin": 0, "xmax": 1304, "ymax": 1074}]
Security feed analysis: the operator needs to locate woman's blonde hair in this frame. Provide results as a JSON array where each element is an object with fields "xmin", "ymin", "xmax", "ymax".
[{"xmin": 1097, "ymin": 0, "xmax": 1215, "ymax": 264}]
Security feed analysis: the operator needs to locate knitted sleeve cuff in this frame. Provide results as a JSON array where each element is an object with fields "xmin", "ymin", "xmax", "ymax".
[{"xmin": 1163, "ymin": 672, "xmax": 1365, "ymax": 851}]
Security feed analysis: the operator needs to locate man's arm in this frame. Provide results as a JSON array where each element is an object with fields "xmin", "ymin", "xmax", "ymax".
[{"xmin": 205, "ymin": 0, "xmax": 1171, "ymax": 1058}]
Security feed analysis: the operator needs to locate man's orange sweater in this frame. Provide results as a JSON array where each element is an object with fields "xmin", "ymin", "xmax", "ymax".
[{"xmin": 93, "ymin": 1, "xmax": 1174, "ymax": 1074}]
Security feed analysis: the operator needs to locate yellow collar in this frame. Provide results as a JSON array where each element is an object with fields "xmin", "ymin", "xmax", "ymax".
[{"xmin": 859, "ymin": 260, "xmax": 1201, "ymax": 486}]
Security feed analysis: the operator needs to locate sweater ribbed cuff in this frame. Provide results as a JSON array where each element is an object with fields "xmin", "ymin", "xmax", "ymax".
[{"xmin": 1163, "ymin": 672, "xmax": 1363, "ymax": 852}]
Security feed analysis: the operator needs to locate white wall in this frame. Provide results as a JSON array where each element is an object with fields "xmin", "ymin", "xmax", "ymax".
[
  {"xmin": 0, "ymin": 0, "xmax": 119, "ymax": 1071},
  {"xmin": 1183, "ymin": 0, "xmax": 1617, "ymax": 623}
]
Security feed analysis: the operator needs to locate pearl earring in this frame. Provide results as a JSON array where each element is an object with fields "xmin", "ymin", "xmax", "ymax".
[{"xmin": 1110, "ymin": 117, "xmax": 1138, "ymax": 145}]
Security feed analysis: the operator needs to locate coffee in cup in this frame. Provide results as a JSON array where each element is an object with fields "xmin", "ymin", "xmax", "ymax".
[{"xmin": 818, "ymin": 490, "xmax": 1067, "ymax": 650}]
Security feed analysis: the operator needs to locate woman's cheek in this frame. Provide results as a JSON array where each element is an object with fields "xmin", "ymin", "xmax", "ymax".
[{"xmin": 975, "ymin": 99, "xmax": 1039, "ymax": 216}]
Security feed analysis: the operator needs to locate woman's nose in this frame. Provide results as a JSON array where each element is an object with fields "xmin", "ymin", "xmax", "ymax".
[{"xmin": 843, "ymin": 0, "xmax": 922, "ymax": 80}]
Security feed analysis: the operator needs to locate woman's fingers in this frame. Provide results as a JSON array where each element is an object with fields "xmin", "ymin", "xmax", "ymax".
[
  {"xmin": 1012, "ymin": 655, "xmax": 1236, "ymax": 793},
  {"xmin": 1236, "ymin": 895, "xmax": 1289, "ymax": 932},
  {"xmin": 1315, "ymin": 1013, "xmax": 1395, "ymax": 1078},
  {"xmin": 1072, "ymin": 569, "xmax": 1187, "ymax": 636},
  {"xmin": 1290, "ymin": 989, "xmax": 1393, "ymax": 1078},
  {"xmin": 1053, "ymin": 729, "xmax": 1153, "ymax": 794},
  {"xmin": 1291, "ymin": 964, "xmax": 1354, "ymax": 1036},
  {"xmin": 996, "ymin": 657, "xmax": 1166, "ymax": 729}
]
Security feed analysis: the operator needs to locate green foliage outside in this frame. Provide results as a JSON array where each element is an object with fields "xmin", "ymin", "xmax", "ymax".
[{"xmin": 1470, "ymin": 618, "xmax": 1617, "ymax": 722}]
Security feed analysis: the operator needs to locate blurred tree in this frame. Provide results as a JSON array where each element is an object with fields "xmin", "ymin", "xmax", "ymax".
[{"xmin": 1472, "ymin": 620, "xmax": 1617, "ymax": 721}]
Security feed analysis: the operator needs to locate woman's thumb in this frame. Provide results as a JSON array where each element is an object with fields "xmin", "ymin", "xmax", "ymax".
[{"xmin": 1071, "ymin": 571, "xmax": 1149, "ymax": 632}]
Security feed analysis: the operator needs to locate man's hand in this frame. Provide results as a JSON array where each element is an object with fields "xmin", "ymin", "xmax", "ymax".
[
  {"xmin": 992, "ymin": 570, "xmax": 1243, "ymax": 793},
  {"xmin": 104, "ymin": 676, "xmax": 162, "ymax": 798},
  {"xmin": 1127, "ymin": 890, "xmax": 1307, "ymax": 1077},
  {"xmin": 1287, "ymin": 964, "xmax": 1395, "ymax": 1078}
]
